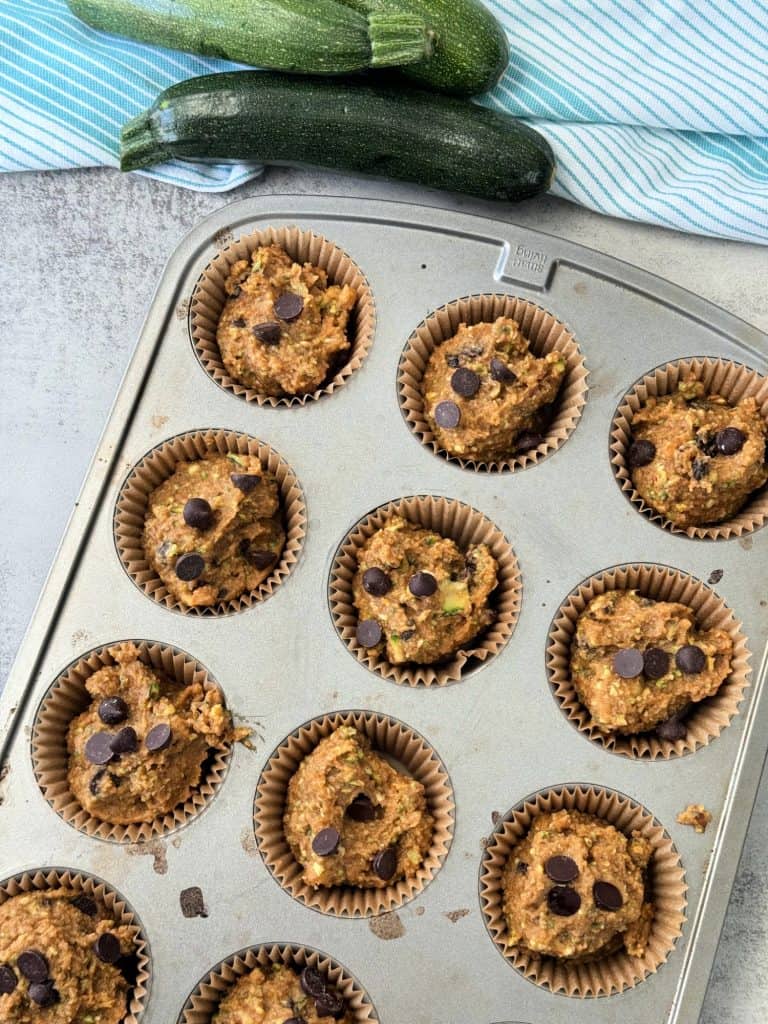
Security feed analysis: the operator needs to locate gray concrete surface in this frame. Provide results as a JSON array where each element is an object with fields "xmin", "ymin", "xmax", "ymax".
[{"xmin": 0, "ymin": 165, "xmax": 766, "ymax": 1021}]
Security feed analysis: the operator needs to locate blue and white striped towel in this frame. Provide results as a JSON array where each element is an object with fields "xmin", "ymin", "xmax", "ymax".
[{"xmin": 1, "ymin": 0, "xmax": 767, "ymax": 242}]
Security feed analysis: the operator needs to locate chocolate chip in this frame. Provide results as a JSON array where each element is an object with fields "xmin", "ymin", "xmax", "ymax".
[
  {"xmin": 676, "ymin": 644, "xmax": 706, "ymax": 674},
  {"xmin": 110, "ymin": 726, "xmax": 138, "ymax": 755},
  {"xmin": 708, "ymin": 569, "xmax": 724, "ymax": 585},
  {"xmin": 628, "ymin": 439, "xmax": 656, "ymax": 468},
  {"xmin": 252, "ymin": 321, "xmax": 282, "ymax": 345},
  {"xmin": 716, "ymin": 426, "xmax": 746, "ymax": 455},
  {"xmin": 300, "ymin": 967, "xmax": 327, "ymax": 999},
  {"xmin": 643, "ymin": 647, "xmax": 670, "ymax": 679},
  {"xmin": 71, "ymin": 895, "xmax": 97, "ymax": 917},
  {"xmin": 89, "ymin": 768, "xmax": 106, "ymax": 795},
  {"xmin": 408, "ymin": 571, "xmax": 437, "ymax": 597},
  {"xmin": 697, "ymin": 432, "xmax": 719, "ymax": 457},
  {"xmin": 274, "ymin": 292, "xmax": 304, "ymax": 321},
  {"xmin": 434, "ymin": 400, "xmax": 461, "ymax": 429},
  {"xmin": 109, "ymin": 772, "xmax": 124, "ymax": 788},
  {"xmin": 356, "ymin": 619, "xmax": 382, "ymax": 648},
  {"xmin": 312, "ymin": 827, "xmax": 341, "ymax": 856},
  {"xmin": 489, "ymin": 357, "xmax": 517, "ymax": 383},
  {"xmin": 230, "ymin": 473, "xmax": 261, "ymax": 493},
  {"xmin": 346, "ymin": 794, "xmax": 377, "ymax": 822},
  {"xmin": 544, "ymin": 855, "xmax": 579, "ymax": 883},
  {"xmin": 28, "ymin": 981, "xmax": 59, "ymax": 1007},
  {"xmin": 175, "ymin": 552, "xmax": 205, "ymax": 581},
  {"xmin": 451, "ymin": 367, "xmax": 480, "ymax": 398},
  {"xmin": 98, "ymin": 697, "xmax": 128, "ymax": 726},
  {"xmin": 515, "ymin": 430, "xmax": 543, "ymax": 454},
  {"xmin": 17, "ymin": 951, "xmax": 48, "ymax": 983},
  {"xmin": 183, "ymin": 497, "xmax": 213, "ymax": 530},
  {"xmin": 229, "ymin": 285, "xmax": 242, "ymax": 299},
  {"xmin": 691, "ymin": 457, "xmax": 709, "ymax": 481},
  {"xmin": 445, "ymin": 354, "xmax": 460, "ymax": 368},
  {"xmin": 231, "ymin": 317, "xmax": 246, "ymax": 328},
  {"xmin": 180, "ymin": 887, "xmax": 207, "ymax": 919},
  {"xmin": 656, "ymin": 715, "xmax": 688, "ymax": 741},
  {"xmin": 372, "ymin": 847, "xmax": 397, "ymax": 881},
  {"xmin": 93, "ymin": 933, "xmax": 121, "ymax": 964},
  {"xmin": 362, "ymin": 567, "xmax": 392, "ymax": 597},
  {"xmin": 84, "ymin": 732, "xmax": 116, "ymax": 766},
  {"xmin": 284, "ymin": 1019, "xmax": 306, "ymax": 1024},
  {"xmin": 593, "ymin": 881, "xmax": 623, "ymax": 911},
  {"xmin": 516, "ymin": 861, "xmax": 529, "ymax": 875},
  {"xmin": 612, "ymin": 648, "xmax": 644, "ymax": 679},
  {"xmin": 314, "ymin": 989, "xmax": 346, "ymax": 1018},
  {"xmin": 547, "ymin": 885, "xmax": 581, "ymax": 917},
  {"xmin": 145, "ymin": 723, "xmax": 172, "ymax": 752},
  {"xmin": 0, "ymin": 965, "xmax": 17, "ymax": 994},
  {"xmin": 400, "ymin": 628, "xmax": 415, "ymax": 641},
  {"xmin": 240, "ymin": 544, "xmax": 277, "ymax": 570}
]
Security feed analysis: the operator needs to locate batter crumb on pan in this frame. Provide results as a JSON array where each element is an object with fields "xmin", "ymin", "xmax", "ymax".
[{"xmin": 676, "ymin": 804, "xmax": 712, "ymax": 834}]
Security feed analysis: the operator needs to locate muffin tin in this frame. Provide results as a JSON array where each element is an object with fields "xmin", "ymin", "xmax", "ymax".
[{"xmin": 0, "ymin": 194, "xmax": 766, "ymax": 1024}]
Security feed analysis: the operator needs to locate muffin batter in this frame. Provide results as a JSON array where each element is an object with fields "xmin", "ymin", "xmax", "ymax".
[
  {"xmin": 353, "ymin": 515, "xmax": 498, "ymax": 665},
  {"xmin": 676, "ymin": 804, "xmax": 712, "ymax": 834},
  {"xmin": 422, "ymin": 316, "xmax": 567, "ymax": 461},
  {"xmin": 68, "ymin": 642, "xmax": 240, "ymax": 825},
  {"xmin": 283, "ymin": 726, "xmax": 433, "ymax": 889},
  {"xmin": 502, "ymin": 809, "xmax": 653, "ymax": 960},
  {"xmin": 629, "ymin": 380, "xmax": 768, "ymax": 527},
  {"xmin": 0, "ymin": 888, "xmax": 135, "ymax": 1023},
  {"xmin": 571, "ymin": 590, "xmax": 733, "ymax": 735},
  {"xmin": 214, "ymin": 963, "xmax": 352, "ymax": 1023},
  {"xmin": 143, "ymin": 453, "xmax": 285, "ymax": 608},
  {"xmin": 217, "ymin": 244, "xmax": 357, "ymax": 397}
]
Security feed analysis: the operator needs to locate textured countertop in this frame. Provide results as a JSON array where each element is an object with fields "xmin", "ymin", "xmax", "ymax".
[{"xmin": 0, "ymin": 166, "xmax": 765, "ymax": 1022}]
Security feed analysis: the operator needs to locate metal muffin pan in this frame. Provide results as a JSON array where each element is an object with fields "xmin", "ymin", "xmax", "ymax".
[{"xmin": 1, "ymin": 194, "xmax": 766, "ymax": 1024}]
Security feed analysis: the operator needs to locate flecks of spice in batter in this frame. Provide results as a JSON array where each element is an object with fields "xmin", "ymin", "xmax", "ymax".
[
  {"xmin": 444, "ymin": 908, "xmax": 471, "ymax": 923},
  {"xmin": 368, "ymin": 911, "xmax": 405, "ymax": 940},
  {"xmin": 127, "ymin": 838, "xmax": 168, "ymax": 875}
]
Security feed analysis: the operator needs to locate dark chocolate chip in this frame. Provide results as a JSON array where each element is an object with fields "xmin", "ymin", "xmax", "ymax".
[
  {"xmin": 252, "ymin": 321, "xmax": 282, "ymax": 345},
  {"xmin": 71, "ymin": 894, "xmax": 97, "ymax": 917},
  {"xmin": 89, "ymin": 769, "xmax": 106, "ymax": 796},
  {"xmin": 697, "ymin": 432, "xmax": 719, "ymax": 457},
  {"xmin": 314, "ymin": 989, "xmax": 346, "ymax": 1018},
  {"xmin": 300, "ymin": 966, "xmax": 327, "ymax": 999},
  {"xmin": 93, "ymin": 932, "xmax": 121, "ymax": 964},
  {"xmin": 547, "ymin": 885, "xmax": 581, "ymax": 917},
  {"xmin": 346, "ymin": 794, "xmax": 377, "ymax": 822},
  {"xmin": 708, "ymin": 569, "xmax": 724, "ymax": 585},
  {"xmin": 284, "ymin": 1019, "xmax": 306, "ymax": 1024},
  {"xmin": 489, "ymin": 357, "xmax": 517, "ymax": 383},
  {"xmin": 593, "ymin": 881, "xmax": 623, "ymax": 911},
  {"xmin": 175, "ymin": 552, "xmax": 205, "ymax": 581},
  {"xmin": 675, "ymin": 644, "xmax": 706, "ymax": 674},
  {"xmin": 516, "ymin": 861, "xmax": 529, "ymax": 875},
  {"xmin": 445, "ymin": 354, "xmax": 460, "ymax": 368},
  {"xmin": 544, "ymin": 855, "xmax": 579, "ymax": 883},
  {"xmin": 312, "ymin": 827, "xmax": 341, "ymax": 856},
  {"xmin": 230, "ymin": 473, "xmax": 261, "ymax": 493},
  {"xmin": 109, "ymin": 772, "xmax": 124, "ymax": 788},
  {"xmin": 274, "ymin": 292, "xmax": 304, "ymax": 322},
  {"xmin": 98, "ymin": 697, "xmax": 129, "ymax": 726},
  {"xmin": 179, "ymin": 886, "xmax": 207, "ymax": 919},
  {"xmin": 656, "ymin": 715, "xmax": 688, "ymax": 741},
  {"xmin": 400, "ymin": 628, "xmax": 415, "ymax": 641},
  {"xmin": 716, "ymin": 426, "xmax": 746, "ymax": 455},
  {"xmin": 84, "ymin": 732, "xmax": 116, "ymax": 766},
  {"xmin": 0, "ymin": 965, "xmax": 17, "ymax": 994},
  {"xmin": 356, "ymin": 619, "xmax": 382, "ymax": 648},
  {"xmin": 183, "ymin": 497, "xmax": 213, "ymax": 530},
  {"xmin": 240, "ymin": 544, "xmax": 277, "ymax": 570},
  {"xmin": 408, "ymin": 571, "xmax": 437, "ymax": 597},
  {"xmin": 362, "ymin": 567, "xmax": 392, "ymax": 597},
  {"xmin": 434, "ymin": 400, "xmax": 461, "ymax": 429},
  {"xmin": 231, "ymin": 317, "xmax": 246, "ymax": 328},
  {"xmin": 229, "ymin": 285, "xmax": 242, "ymax": 299},
  {"xmin": 17, "ymin": 951, "xmax": 49, "ymax": 983},
  {"xmin": 450, "ymin": 367, "xmax": 480, "ymax": 398},
  {"xmin": 515, "ymin": 430, "xmax": 544, "ymax": 454},
  {"xmin": 691, "ymin": 457, "xmax": 709, "ymax": 481},
  {"xmin": 145, "ymin": 723, "xmax": 172, "ymax": 752},
  {"xmin": 643, "ymin": 647, "xmax": 670, "ymax": 680},
  {"xmin": 612, "ymin": 648, "xmax": 645, "ymax": 679},
  {"xmin": 110, "ymin": 726, "xmax": 138, "ymax": 755},
  {"xmin": 628, "ymin": 439, "xmax": 656, "ymax": 468},
  {"xmin": 28, "ymin": 981, "xmax": 59, "ymax": 1007},
  {"xmin": 372, "ymin": 847, "xmax": 397, "ymax": 881}
]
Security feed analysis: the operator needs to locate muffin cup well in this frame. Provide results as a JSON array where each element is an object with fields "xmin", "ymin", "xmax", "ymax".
[
  {"xmin": 398, "ymin": 293, "xmax": 588, "ymax": 472},
  {"xmin": 610, "ymin": 356, "xmax": 768, "ymax": 540},
  {"xmin": 114, "ymin": 429, "xmax": 306, "ymax": 615},
  {"xmin": 32, "ymin": 641, "xmax": 232, "ymax": 843},
  {"xmin": 190, "ymin": 225, "xmax": 376, "ymax": 407},
  {"xmin": 0, "ymin": 867, "xmax": 150, "ymax": 1022},
  {"xmin": 547, "ymin": 564, "xmax": 751, "ymax": 760},
  {"xmin": 253, "ymin": 710, "xmax": 455, "ymax": 917},
  {"xmin": 479, "ymin": 784, "xmax": 686, "ymax": 997},
  {"xmin": 329, "ymin": 495, "xmax": 522, "ymax": 687},
  {"xmin": 178, "ymin": 943, "xmax": 377, "ymax": 1023}
]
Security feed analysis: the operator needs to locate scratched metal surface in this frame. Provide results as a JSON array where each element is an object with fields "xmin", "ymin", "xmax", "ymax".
[{"xmin": 1, "ymin": 194, "xmax": 767, "ymax": 1024}]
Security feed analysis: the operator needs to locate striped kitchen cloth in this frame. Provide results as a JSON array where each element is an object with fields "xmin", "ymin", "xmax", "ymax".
[{"xmin": 1, "ymin": 0, "xmax": 766, "ymax": 241}]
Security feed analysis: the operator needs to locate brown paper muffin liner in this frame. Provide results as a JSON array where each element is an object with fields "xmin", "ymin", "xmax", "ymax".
[
  {"xmin": 190, "ymin": 225, "xmax": 376, "ymax": 407},
  {"xmin": 546, "ymin": 563, "xmax": 751, "ymax": 760},
  {"xmin": 610, "ymin": 357, "xmax": 768, "ymax": 540},
  {"xmin": 32, "ymin": 640, "xmax": 233, "ymax": 843},
  {"xmin": 479, "ymin": 784, "xmax": 686, "ymax": 997},
  {"xmin": 329, "ymin": 495, "xmax": 522, "ymax": 687},
  {"xmin": 114, "ymin": 429, "xmax": 307, "ymax": 615},
  {"xmin": 0, "ymin": 867, "xmax": 150, "ymax": 1022},
  {"xmin": 178, "ymin": 942, "xmax": 377, "ymax": 1023},
  {"xmin": 253, "ymin": 710, "xmax": 455, "ymax": 917},
  {"xmin": 398, "ymin": 293, "xmax": 588, "ymax": 472}
]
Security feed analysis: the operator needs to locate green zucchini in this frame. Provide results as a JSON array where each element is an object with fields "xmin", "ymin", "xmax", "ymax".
[
  {"xmin": 120, "ymin": 71, "xmax": 554, "ymax": 203},
  {"xmin": 67, "ymin": 0, "xmax": 434, "ymax": 73}
]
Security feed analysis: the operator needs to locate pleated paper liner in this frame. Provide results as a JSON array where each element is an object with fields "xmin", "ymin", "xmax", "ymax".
[
  {"xmin": 114, "ymin": 429, "xmax": 306, "ymax": 615},
  {"xmin": 546, "ymin": 563, "xmax": 751, "ymax": 760},
  {"xmin": 610, "ymin": 356, "xmax": 768, "ymax": 540},
  {"xmin": 0, "ymin": 867, "xmax": 150, "ymax": 1022},
  {"xmin": 32, "ymin": 640, "xmax": 232, "ymax": 843},
  {"xmin": 329, "ymin": 495, "xmax": 522, "ymax": 687},
  {"xmin": 178, "ymin": 943, "xmax": 377, "ymax": 1023},
  {"xmin": 190, "ymin": 225, "xmax": 376, "ymax": 407},
  {"xmin": 479, "ymin": 784, "xmax": 686, "ymax": 998},
  {"xmin": 253, "ymin": 710, "xmax": 455, "ymax": 917},
  {"xmin": 397, "ymin": 293, "xmax": 588, "ymax": 472}
]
